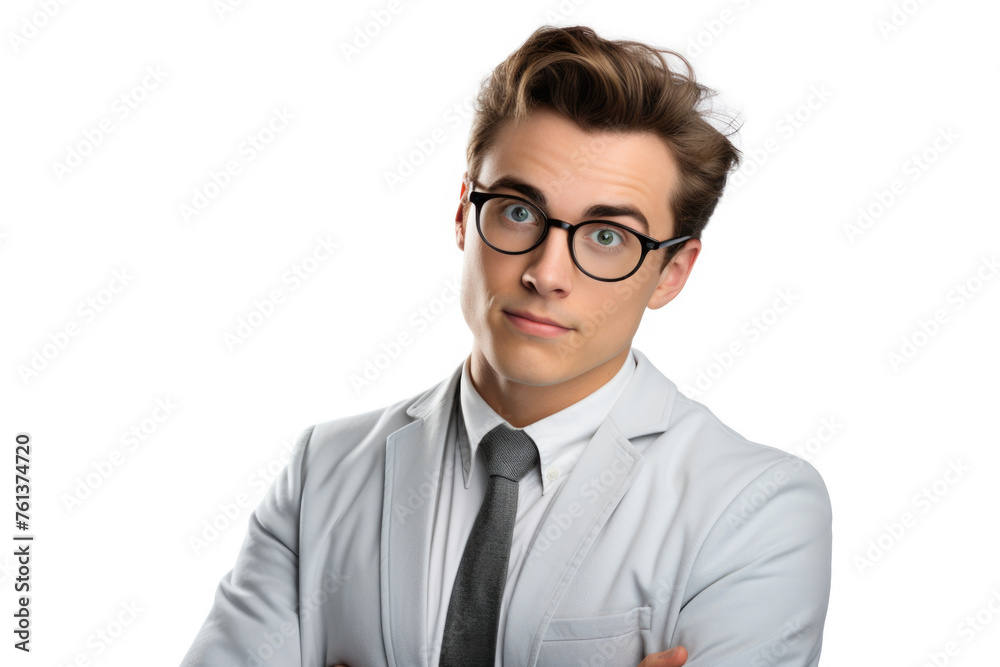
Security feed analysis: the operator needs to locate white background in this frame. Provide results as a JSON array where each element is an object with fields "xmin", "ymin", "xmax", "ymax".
[{"xmin": 2, "ymin": 0, "xmax": 999, "ymax": 665}]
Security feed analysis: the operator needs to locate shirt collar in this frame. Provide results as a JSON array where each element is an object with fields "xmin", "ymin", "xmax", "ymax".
[{"xmin": 457, "ymin": 347, "xmax": 637, "ymax": 495}]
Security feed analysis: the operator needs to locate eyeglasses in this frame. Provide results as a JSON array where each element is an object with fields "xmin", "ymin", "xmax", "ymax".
[{"xmin": 467, "ymin": 185, "xmax": 691, "ymax": 282}]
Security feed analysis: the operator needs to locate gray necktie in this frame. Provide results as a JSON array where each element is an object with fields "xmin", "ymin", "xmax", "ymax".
[{"xmin": 439, "ymin": 423, "xmax": 540, "ymax": 667}]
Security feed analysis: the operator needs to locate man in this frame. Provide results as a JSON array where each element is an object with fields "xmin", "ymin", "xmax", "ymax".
[{"xmin": 181, "ymin": 25, "xmax": 832, "ymax": 667}]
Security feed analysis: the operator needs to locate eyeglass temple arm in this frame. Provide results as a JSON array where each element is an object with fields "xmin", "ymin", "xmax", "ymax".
[{"xmin": 653, "ymin": 235, "xmax": 693, "ymax": 250}]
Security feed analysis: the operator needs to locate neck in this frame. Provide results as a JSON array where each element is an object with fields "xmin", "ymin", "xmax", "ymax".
[{"xmin": 467, "ymin": 345, "xmax": 630, "ymax": 428}]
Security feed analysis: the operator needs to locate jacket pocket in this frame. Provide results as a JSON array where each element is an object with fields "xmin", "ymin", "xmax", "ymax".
[{"xmin": 537, "ymin": 606, "xmax": 650, "ymax": 666}]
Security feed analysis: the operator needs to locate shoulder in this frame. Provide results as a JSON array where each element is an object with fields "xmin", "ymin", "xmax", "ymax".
[
  {"xmin": 293, "ymin": 372, "xmax": 451, "ymax": 477},
  {"xmin": 309, "ymin": 398, "xmax": 411, "ymax": 448},
  {"xmin": 295, "ymin": 396, "xmax": 413, "ymax": 468},
  {"xmin": 655, "ymin": 386, "xmax": 830, "ymax": 505},
  {"xmin": 646, "ymin": 388, "xmax": 833, "ymax": 604},
  {"xmin": 623, "ymin": 380, "xmax": 832, "ymax": 557}
]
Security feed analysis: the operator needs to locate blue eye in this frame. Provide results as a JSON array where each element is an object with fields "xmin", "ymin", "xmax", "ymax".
[
  {"xmin": 589, "ymin": 227, "xmax": 623, "ymax": 247},
  {"xmin": 503, "ymin": 204, "xmax": 536, "ymax": 224}
]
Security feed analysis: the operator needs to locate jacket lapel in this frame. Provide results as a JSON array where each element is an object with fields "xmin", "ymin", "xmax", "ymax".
[
  {"xmin": 380, "ymin": 364, "xmax": 463, "ymax": 667},
  {"xmin": 502, "ymin": 347, "xmax": 678, "ymax": 666}
]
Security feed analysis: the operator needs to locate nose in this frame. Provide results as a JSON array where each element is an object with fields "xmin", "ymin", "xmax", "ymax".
[{"xmin": 521, "ymin": 225, "xmax": 576, "ymax": 294}]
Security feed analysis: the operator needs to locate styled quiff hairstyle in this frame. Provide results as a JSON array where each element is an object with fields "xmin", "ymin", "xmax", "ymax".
[{"xmin": 465, "ymin": 25, "xmax": 742, "ymax": 270}]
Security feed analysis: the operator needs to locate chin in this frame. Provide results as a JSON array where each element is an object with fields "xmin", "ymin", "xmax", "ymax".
[{"xmin": 486, "ymin": 338, "xmax": 574, "ymax": 386}]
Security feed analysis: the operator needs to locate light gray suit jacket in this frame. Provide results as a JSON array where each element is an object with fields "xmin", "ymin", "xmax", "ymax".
[{"xmin": 181, "ymin": 347, "xmax": 832, "ymax": 666}]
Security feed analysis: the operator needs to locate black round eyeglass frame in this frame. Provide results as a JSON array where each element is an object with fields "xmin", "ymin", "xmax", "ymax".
[{"xmin": 467, "ymin": 188, "xmax": 692, "ymax": 282}]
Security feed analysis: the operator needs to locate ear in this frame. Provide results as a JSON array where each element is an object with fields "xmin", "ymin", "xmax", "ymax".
[
  {"xmin": 647, "ymin": 238, "xmax": 701, "ymax": 310},
  {"xmin": 455, "ymin": 171, "xmax": 469, "ymax": 251}
]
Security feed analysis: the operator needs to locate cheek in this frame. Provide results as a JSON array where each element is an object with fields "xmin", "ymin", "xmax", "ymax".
[
  {"xmin": 467, "ymin": 241, "xmax": 522, "ymax": 292},
  {"xmin": 459, "ymin": 258, "xmax": 482, "ymax": 327},
  {"xmin": 598, "ymin": 284, "xmax": 651, "ymax": 333},
  {"xmin": 459, "ymin": 244, "xmax": 500, "ymax": 327}
]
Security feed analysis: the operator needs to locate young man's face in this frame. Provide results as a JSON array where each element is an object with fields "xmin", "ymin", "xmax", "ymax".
[{"xmin": 454, "ymin": 106, "xmax": 699, "ymax": 407}]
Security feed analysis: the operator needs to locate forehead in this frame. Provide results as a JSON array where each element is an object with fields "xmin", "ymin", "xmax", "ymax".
[{"xmin": 478, "ymin": 107, "xmax": 679, "ymax": 238}]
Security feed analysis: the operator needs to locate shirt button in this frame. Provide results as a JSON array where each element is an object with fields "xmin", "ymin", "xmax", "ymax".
[{"xmin": 545, "ymin": 467, "xmax": 559, "ymax": 481}]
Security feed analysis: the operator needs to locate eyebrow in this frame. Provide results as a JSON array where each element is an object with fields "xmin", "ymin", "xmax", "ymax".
[{"xmin": 483, "ymin": 175, "xmax": 650, "ymax": 235}]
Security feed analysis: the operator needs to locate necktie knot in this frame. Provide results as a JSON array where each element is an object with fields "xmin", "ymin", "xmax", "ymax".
[{"xmin": 479, "ymin": 423, "xmax": 539, "ymax": 483}]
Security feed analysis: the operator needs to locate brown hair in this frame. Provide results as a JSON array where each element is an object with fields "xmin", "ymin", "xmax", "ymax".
[{"xmin": 465, "ymin": 25, "xmax": 742, "ymax": 270}]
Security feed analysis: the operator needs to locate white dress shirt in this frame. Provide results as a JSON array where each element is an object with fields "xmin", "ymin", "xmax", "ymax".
[{"xmin": 426, "ymin": 347, "xmax": 637, "ymax": 666}]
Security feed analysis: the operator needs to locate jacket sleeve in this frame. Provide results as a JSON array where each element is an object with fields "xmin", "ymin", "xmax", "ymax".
[
  {"xmin": 180, "ymin": 425, "xmax": 315, "ymax": 667},
  {"xmin": 672, "ymin": 455, "xmax": 833, "ymax": 666}
]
